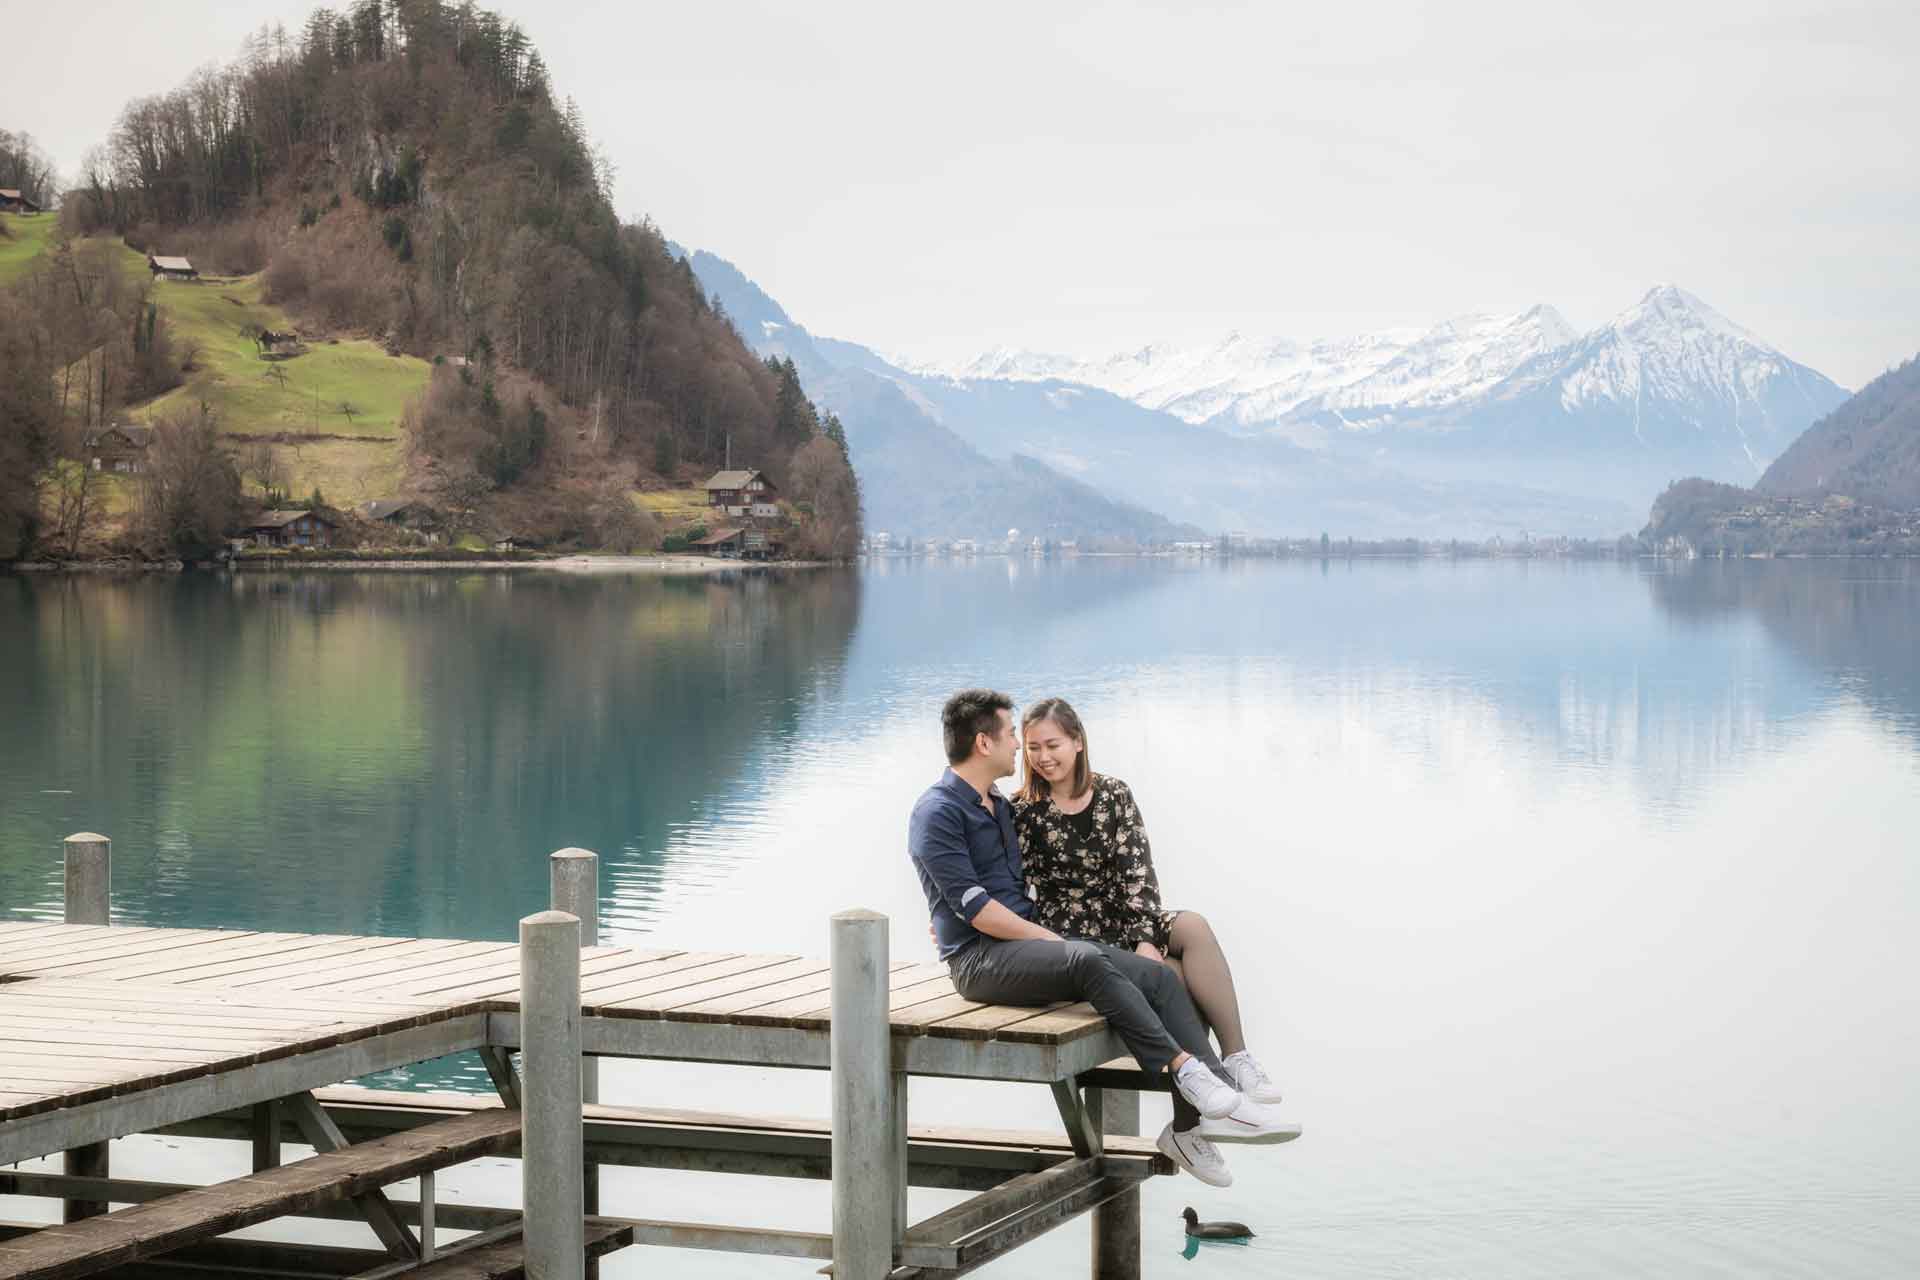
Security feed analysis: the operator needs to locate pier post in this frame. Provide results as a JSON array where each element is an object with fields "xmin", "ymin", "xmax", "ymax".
[
  {"xmin": 62, "ymin": 833, "xmax": 112, "ymax": 1222},
  {"xmin": 1089, "ymin": 1086, "xmax": 1142, "ymax": 1280},
  {"xmin": 549, "ymin": 848, "xmax": 601, "ymax": 1215},
  {"xmin": 830, "ymin": 909, "xmax": 894, "ymax": 1280},
  {"xmin": 63, "ymin": 833, "xmax": 111, "ymax": 926},
  {"xmin": 520, "ymin": 910, "xmax": 584, "ymax": 1280}
]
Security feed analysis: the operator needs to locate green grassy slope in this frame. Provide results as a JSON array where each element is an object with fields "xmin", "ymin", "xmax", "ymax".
[
  {"xmin": 0, "ymin": 212, "xmax": 58, "ymax": 284},
  {"xmin": 140, "ymin": 270, "xmax": 430, "ymax": 439},
  {"xmin": 78, "ymin": 237, "xmax": 433, "ymax": 505}
]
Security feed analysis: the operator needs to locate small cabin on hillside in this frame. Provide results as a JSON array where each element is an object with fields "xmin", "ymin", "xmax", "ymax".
[
  {"xmin": 704, "ymin": 469, "xmax": 777, "ymax": 519},
  {"xmin": 242, "ymin": 509, "xmax": 338, "ymax": 549},
  {"xmin": 84, "ymin": 424, "xmax": 155, "ymax": 474},
  {"xmin": 357, "ymin": 498, "xmax": 437, "ymax": 529},
  {"xmin": 0, "ymin": 189, "xmax": 42, "ymax": 214},
  {"xmin": 148, "ymin": 254, "xmax": 197, "ymax": 280}
]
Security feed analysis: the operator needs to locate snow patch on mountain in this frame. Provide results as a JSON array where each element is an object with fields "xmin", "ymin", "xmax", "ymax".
[{"xmin": 912, "ymin": 305, "xmax": 1580, "ymax": 429}]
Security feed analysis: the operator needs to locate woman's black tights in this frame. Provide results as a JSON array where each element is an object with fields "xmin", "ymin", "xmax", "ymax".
[{"xmin": 1161, "ymin": 910, "xmax": 1248, "ymax": 1058}]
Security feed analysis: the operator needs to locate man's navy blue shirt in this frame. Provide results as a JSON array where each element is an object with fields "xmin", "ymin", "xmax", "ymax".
[{"xmin": 908, "ymin": 769, "xmax": 1034, "ymax": 960}]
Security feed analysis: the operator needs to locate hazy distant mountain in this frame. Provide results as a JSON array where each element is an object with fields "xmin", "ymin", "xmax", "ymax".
[
  {"xmin": 924, "ymin": 305, "xmax": 1580, "ymax": 431},
  {"xmin": 687, "ymin": 248, "xmax": 1629, "ymax": 538},
  {"xmin": 681, "ymin": 248, "xmax": 1202, "ymax": 541},
  {"xmin": 1757, "ymin": 355, "xmax": 1920, "ymax": 507},
  {"xmin": 925, "ymin": 286, "xmax": 1848, "ymax": 511}
]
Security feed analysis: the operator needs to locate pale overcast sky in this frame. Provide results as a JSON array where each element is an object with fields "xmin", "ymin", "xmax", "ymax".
[{"xmin": 9, "ymin": 0, "xmax": 1915, "ymax": 386}]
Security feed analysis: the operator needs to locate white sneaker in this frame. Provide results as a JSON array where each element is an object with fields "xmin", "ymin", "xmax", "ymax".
[
  {"xmin": 1223, "ymin": 1050, "xmax": 1284, "ymax": 1104},
  {"xmin": 1194, "ymin": 1096, "xmax": 1303, "ymax": 1145},
  {"xmin": 1173, "ymin": 1056, "xmax": 1241, "ymax": 1120},
  {"xmin": 1157, "ymin": 1121, "xmax": 1232, "ymax": 1187}
]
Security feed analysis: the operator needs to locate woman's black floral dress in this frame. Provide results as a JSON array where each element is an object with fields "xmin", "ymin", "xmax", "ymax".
[{"xmin": 1013, "ymin": 774, "xmax": 1180, "ymax": 953}]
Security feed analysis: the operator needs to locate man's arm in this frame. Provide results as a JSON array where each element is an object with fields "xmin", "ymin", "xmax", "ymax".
[
  {"xmin": 970, "ymin": 898, "xmax": 1061, "ymax": 943},
  {"xmin": 911, "ymin": 797, "xmax": 1059, "ymax": 942}
]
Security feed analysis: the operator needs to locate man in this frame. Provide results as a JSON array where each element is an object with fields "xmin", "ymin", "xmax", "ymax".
[{"xmin": 908, "ymin": 689, "xmax": 1298, "ymax": 1187}]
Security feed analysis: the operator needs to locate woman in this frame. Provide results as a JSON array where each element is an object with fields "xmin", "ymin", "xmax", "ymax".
[{"xmin": 1013, "ymin": 697, "xmax": 1283, "ymax": 1105}]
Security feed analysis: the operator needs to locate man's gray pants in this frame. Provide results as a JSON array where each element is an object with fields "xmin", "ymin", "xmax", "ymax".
[{"xmin": 948, "ymin": 936, "xmax": 1227, "ymax": 1132}]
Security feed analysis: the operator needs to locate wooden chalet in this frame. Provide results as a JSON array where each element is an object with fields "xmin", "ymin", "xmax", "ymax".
[
  {"xmin": 692, "ymin": 525, "xmax": 785, "ymax": 560},
  {"xmin": 147, "ymin": 254, "xmax": 197, "ymax": 280},
  {"xmin": 0, "ymin": 188, "xmax": 42, "ymax": 214},
  {"xmin": 704, "ymin": 469, "xmax": 779, "ymax": 520},
  {"xmin": 242, "ymin": 509, "xmax": 338, "ymax": 549},
  {"xmin": 83, "ymin": 424, "xmax": 154, "ymax": 474},
  {"xmin": 356, "ymin": 498, "xmax": 437, "ymax": 529}
]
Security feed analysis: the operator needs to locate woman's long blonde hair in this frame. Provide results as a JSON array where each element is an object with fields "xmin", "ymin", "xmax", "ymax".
[{"xmin": 1018, "ymin": 697, "xmax": 1092, "ymax": 805}]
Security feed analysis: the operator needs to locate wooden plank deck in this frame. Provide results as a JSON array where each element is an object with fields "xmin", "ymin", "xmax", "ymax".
[
  {"xmin": 0, "ymin": 921, "xmax": 1112, "ymax": 1044},
  {"xmin": 0, "ymin": 921, "xmax": 1123, "ymax": 1163}
]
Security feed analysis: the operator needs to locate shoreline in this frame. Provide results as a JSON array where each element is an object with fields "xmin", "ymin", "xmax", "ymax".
[{"xmin": 5, "ymin": 554, "xmax": 834, "ymax": 575}]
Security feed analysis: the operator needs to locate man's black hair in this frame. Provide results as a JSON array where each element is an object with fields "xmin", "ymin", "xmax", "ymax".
[{"xmin": 942, "ymin": 688, "xmax": 1014, "ymax": 765}]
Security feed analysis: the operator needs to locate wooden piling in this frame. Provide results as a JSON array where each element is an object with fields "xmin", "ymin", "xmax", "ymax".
[
  {"xmin": 1089, "ymin": 1086, "xmax": 1143, "ymax": 1280},
  {"xmin": 520, "ymin": 909, "xmax": 584, "ymax": 1280},
  {"xmin": 62, "ymin": 832, "xmax": 112, "ymax": 1222},
  {"xmin": 830, "ymin": 909, "xmax": 893, "ymax": 1279},
  {"xmin": 549, "ymin": 848, "xmax": 601, "ymax": 1216}
]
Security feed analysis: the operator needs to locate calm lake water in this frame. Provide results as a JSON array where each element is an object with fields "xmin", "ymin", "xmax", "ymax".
[{"xmin": 2, "ymin": 558, "xmax": 1917, "ymax": 1277}]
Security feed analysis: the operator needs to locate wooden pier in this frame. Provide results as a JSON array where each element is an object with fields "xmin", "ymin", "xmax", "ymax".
[{"xmin": 0, "ymin": 835, "xmax": 1206, "ymax": 1278}]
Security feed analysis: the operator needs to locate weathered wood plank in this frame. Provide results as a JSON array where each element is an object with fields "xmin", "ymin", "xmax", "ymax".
[
  {"xmin": 650, "ymin": 957, "xmax": 831, "ymax": 1017},
  {"xmin": 190, "ymin": 936, "xmax": 448, "ymax": 988},
  {"xmin": 594, "ymin": 955, "xmax": 811, "ymax": 1016},
  {"xmin": 243, "ymin": 938, "xmax": 508, "ymax": 990},
  {"xmin": 0, "ymin": 927, "xmax": 187, "ymax": 967},
  {"xmin": 0, "ymin": 1038, "xmax": 224, "ymax": 1066},
  {"xmin": 920, "ymin": 999, "xmax": 1080, "ymax": 1040},
  {"xmin": 365, "ymin": 1218, "xmax": 633, "ymax": 1279},
  {"xmin": 1, "ymin": 990, "xmax": 441, "ymax": 1028},
  {"xmin": 0, "ymin": 1109, "xmax": 522, "ymax": 1279},
  {"xmin": 174, "ymin": 934, "xmax": 426, "ymax": 984},
  {"xmin": 0, "ymin": 1017, "xmax": 285, "ymax": 1052},
  {"xmin": 71, "ymin": 932, "xmax": 353, "ymax": 982},
  {"xmin": 9, "ymin": 930, "xmax": 259, "ymax": 977},
  {"xmin": 989, "ymin": 1002, "xmax": 1107, "ymax": 1043},
  {"xmin": 579, "ymin": 953, "xmax": 771, "ymax": 1010},
  {"xmin": 0, "ymin": 1014, "xmax": 488, "ymax": 1158}
]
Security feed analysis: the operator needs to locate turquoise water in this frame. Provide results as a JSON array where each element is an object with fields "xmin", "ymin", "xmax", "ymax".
[{"xmin": 2, "ymin": 559, "xmax": 1916, "ymax": 1276}]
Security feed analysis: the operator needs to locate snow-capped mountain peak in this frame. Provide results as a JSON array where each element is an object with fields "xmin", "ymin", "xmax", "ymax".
[{"xmin": 914, "ymin": 303, "xmax": 1580, "ymax": 428}]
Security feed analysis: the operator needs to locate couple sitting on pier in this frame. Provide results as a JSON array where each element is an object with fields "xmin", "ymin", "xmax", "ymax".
[{"xmin": 909, "ymin": 689, "xmax": 1297, "ymax": 1187}]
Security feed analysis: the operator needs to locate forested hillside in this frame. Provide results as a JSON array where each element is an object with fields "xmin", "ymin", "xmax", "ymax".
[
  {"xmin": 1, "ymin": 0, "xmax": 859, "ymax": 560},
  {"xmin": 1758, "ymin": 356, "xmax": 1920, "ymax": 508},
  {"xmin": 1639, "ymin": 359, "xmax": 1920, "ymax": 556}
]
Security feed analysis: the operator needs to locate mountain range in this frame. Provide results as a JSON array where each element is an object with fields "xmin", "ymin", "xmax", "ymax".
[
  {"xmin": 686, "ymin": 251, "xmax": 1636, "ymax": 540},
  {"xmin": 915, "ymin": 287, "xmax": 1850, "ymax": 518}
]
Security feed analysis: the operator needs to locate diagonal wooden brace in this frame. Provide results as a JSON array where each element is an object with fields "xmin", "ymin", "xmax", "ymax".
[{"xmin": 283, "ymin": 1091, "xmax": 422, "ymax": 1262}]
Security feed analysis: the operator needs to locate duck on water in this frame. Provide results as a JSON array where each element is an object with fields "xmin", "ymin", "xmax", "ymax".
[{"xmin": 1182, "ymin": 1206, "xmax": 1255, "ymax": 1241}]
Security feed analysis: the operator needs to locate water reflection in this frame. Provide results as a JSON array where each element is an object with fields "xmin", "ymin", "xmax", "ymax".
[
  {"xmin": 2, "ymin": 560, "xmax": 1916, "ymax": 1278},
  {"xmin": 0, "ymin": 569, "xmax": 859, "ymax": 937}
]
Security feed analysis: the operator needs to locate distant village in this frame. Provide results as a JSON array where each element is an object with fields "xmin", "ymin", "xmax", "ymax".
[{"xmin": 860, "ymin": 529, "xmax": 1646, "ymax": 560}]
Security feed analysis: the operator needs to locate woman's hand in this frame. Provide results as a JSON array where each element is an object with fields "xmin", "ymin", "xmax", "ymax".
[{"xmin": 1134, "ymin": 941, "xmax": 1165, "ymax": 963}]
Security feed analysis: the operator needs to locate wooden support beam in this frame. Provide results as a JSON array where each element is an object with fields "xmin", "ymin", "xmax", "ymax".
[
  {"xmin": 1087, "ymin": 1086, "xmax": 1142, "ymax": 1280},
  {"xmin": 476, "ymin": 1046, "xmax": 520, "ymax": 1110},
  {"xmin": 1049, "ymin": 1079, "xmax": 1103, "ymax": 1159},
  {"xmin": 0, "ymin": 1109, "xmax": 518, "ymax": 1279},
  {"xmin": 283, "ymin": 1091, "xmax": 421, "ymax": 1262},
  {"xmin": 252, "ymin": 1099, "xmax": 282, "ymax": 1172}
]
